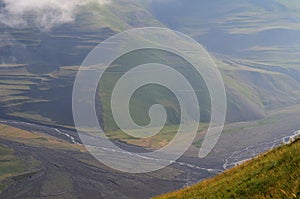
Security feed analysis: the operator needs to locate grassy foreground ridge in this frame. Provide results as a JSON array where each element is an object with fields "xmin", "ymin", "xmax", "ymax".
[{"xmin": 154, "ymin": 139, "xmax": 300, "ymax": 199}]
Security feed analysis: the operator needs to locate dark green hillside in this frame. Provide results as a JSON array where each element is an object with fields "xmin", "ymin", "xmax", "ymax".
[{"xmin": 98, "ymin": 49, "xmax": 211, "ymax": 131}]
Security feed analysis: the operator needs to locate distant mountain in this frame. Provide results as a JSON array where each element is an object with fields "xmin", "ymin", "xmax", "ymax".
[{"xmin": 149, "ymin": 0, "xmax": 300, "ymax": 122}]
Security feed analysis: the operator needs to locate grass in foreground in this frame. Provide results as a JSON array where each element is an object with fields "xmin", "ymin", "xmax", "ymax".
[{"xmin": 154, "ymin": 139, "xmax": 300, "ymax": 199}]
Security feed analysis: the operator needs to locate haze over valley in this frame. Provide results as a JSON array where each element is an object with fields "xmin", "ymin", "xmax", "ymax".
[{"xmin": 0, "ymin": 0, "xmax": 300, "ymax": 198}]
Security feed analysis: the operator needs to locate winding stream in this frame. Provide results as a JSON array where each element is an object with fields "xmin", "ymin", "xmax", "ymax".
[
  {"xmin": 1, "ymin": 119, "xmax": 298, "ymax": 174},
  {"xmin": 223, "ymin": 130, "xmax": 300, "ymax": 169}
]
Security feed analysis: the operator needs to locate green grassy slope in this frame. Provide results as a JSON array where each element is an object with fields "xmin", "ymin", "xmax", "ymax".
[
  {"xmin": 154, "ymin": 139, "xmax": 300, "ymax": 199},
  {"xmin": 98, "ymin": 49, "xmax": 211, "ymax": 131},
  {"xmin": 99, "ymin": 48, "xmax": 300, "ymax": 131}
]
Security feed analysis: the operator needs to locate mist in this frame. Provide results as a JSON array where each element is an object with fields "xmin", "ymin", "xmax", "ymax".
[{"xmin": 0, "ymin": 0, "xmax": 110, "ymax": 30}]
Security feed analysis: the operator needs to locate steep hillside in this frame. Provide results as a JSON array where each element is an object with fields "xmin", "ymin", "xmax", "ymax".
[{"xmin": 154, "ymin": 139, "xmax": 300, "ymax": 199}]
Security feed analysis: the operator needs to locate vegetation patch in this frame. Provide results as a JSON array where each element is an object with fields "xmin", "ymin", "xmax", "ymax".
[
  {"xmin": 154, "ymin": 139, "xmax": 300, "ymax": 199},
  {"xmin": 0, "ymin": 145, "xmax": 26, "ymax": 192},
  {"xmin": 0, "ymin": 124, "xmax": 85, "ymax": 152}
]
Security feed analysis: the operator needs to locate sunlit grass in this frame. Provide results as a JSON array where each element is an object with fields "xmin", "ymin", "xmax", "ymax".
[{"xmin": 154, "ymin": 139, "xmax": 300, "ymax": 199}]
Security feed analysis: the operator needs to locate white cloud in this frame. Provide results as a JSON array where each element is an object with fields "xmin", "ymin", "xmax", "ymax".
[{"xmin": 0, "ymin": 0, "xmax": 110, "ymax": 30}]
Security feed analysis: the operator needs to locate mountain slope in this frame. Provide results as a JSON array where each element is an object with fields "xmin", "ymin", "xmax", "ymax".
[
  {"xmin": 1, "ymin": 0, "xmax": 300, "ymax": 136},
  {"xmin": 0, "ymin": 0, "xmax": 163, "ymax": 128},
  {"xmin": 147, "ymin": 0, "xmax": 300, "ymax": 123},
  {"xmin": 154, "ymin": 139, "xmax": 300, "ymax": 199}
]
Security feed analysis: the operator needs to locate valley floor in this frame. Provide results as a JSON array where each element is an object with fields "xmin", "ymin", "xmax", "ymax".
[{"xmin": 0, "ymin": 124, "xmax": 200, "ymax": 199}]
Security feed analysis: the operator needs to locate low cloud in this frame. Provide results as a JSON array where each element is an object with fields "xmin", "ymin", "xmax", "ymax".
[{"xmin": 0, "ymin": 0, "xmax": 110, "ymax": 30}]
